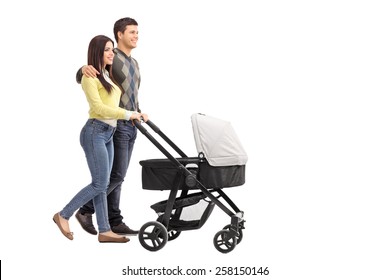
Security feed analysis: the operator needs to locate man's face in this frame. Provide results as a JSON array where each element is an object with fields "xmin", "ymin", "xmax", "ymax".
[{"xmin": 119, "ymin": 25, "xmax": 138, "ymax": 49}]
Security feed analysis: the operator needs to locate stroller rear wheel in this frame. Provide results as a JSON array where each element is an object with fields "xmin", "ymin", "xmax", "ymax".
[
  {"xmin": 213, "ymin": 229, "xmax": 237, "ymax": 253},
  {"xmin": 138, "ymin": 221, "xmax": 168, "ymax": 251},
  {"xmin": 156, "ymin": 215, "xmax": 182, "ymax": 241},
  {"xmin": 168, "ymin": 229, "xmax": 181, "ymax": 241}
]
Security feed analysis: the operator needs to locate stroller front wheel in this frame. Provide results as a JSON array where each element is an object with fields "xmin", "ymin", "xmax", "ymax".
[
  {"xmin": 213, "ymin": 229, "xmax": 237, "ymax": 253},
  {"xmin": 138, "ymin": 221, "xmax": 168, "ymax": 251},
  {"xmin": 223, "ymin": 224, "xmax": 243, "ymax": 244}
]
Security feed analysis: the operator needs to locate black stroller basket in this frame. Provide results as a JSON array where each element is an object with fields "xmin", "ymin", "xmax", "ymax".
[
  {"xmin": 135, "ymin": 114, "xmax": 246, "ymax": 253},
  {"xmin": 151, "ymin": 191, "xmax": 215, "ymax": 231}
]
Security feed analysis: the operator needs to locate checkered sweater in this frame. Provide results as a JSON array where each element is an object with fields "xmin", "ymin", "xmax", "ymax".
[{"xmin": 112, "ymin": 48, "xmax": 141, "ymax": 112}]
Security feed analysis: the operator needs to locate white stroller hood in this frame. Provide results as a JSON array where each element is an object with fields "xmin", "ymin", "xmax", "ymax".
[{"xmin": 191, "ymin": 113, "xmax": 248, "ymax": 167}]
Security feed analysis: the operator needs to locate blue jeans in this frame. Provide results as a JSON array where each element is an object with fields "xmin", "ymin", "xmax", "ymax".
[
  {"xmin": 60, "ymin": 119, "xmax": 115, "ymax": 233},
  {"xmin": 79, "ymin": 120, "xmax": 137, "ymax": 226}
]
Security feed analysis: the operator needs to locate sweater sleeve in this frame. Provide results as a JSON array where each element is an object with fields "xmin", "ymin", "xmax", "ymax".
[
  {"xmin": 82, "ymin": 77, "xmax": 130, "ymax": 120},
  {"xmin": 76, "ymin": 67, "xmax": 83, "ymax": 84}
]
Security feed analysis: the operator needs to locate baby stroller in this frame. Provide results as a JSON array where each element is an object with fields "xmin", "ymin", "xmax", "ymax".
[{"xmin": 134, "ymin": 113, "xmax": 247, "ymax": 253}]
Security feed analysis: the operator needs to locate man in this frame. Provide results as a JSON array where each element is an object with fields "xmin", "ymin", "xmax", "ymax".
[{"xmin": 75, "ymin": 17, "xmax": 148, "ymax": 235}]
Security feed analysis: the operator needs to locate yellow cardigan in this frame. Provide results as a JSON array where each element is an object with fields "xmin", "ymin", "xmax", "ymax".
[{"xmin": 81, "ymin": 76, "xmax": 133, "ymax": 120}]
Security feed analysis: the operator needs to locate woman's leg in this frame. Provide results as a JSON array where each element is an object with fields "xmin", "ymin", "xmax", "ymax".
[
  {"xmin": 92, "ymin": 134, "xmax": 115, "ymax": 233},
  {"xmin": 59, "ymin": 120, "xmax": 113, "ymax": 233}
]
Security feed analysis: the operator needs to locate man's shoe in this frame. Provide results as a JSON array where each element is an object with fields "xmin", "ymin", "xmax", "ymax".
[
  {"xmin": 111, "ymin": 223, "xmax": 139, "ymax": 235},
  {"xmin": 75, "ymin": 210, "xmax": 97, "ymax": 235}
]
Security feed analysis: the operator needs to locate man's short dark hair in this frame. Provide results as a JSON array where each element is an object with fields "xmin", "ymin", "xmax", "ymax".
[{"xmin": 113, "ymin": 17, "xmax": 138, "ymax": 42}]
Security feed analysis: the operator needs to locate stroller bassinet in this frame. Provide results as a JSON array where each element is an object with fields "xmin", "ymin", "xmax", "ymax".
[
  {"xmin": 140, "ymin": 157, "xmax": 246, "ymax": 190},
  {"xmin": 135, "ymin": 113, "xmax": 247, "ymax": 253}
]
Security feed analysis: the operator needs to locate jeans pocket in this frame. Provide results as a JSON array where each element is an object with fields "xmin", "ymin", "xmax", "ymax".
[{"xmin": 93, "ymin": 124, "xmax": 108, "ymax": 134}]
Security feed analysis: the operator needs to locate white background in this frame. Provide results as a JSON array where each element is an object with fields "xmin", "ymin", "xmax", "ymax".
[{"xmin": 1, "ymin": 0, "xmax": 389, "ymax": 279}]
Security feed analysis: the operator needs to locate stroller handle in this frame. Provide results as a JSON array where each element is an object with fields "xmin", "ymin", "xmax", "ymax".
[
  {"xmin": 134, "ymin": 118, "xmax": 159, "ymax": 133},
  {"xmin": 133, "ymin": 118, "xmax": 147, "ymax": 134},
  {"xmin": 133, "ymin": 119, "xmax": 188, "ymax": 158}
]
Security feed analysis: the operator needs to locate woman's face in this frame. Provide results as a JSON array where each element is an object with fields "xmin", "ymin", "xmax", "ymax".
[{"xmin": 103, "ymin": 41, "xmax": 114, "ymax": 67}]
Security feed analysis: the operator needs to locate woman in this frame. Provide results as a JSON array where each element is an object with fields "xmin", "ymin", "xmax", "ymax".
[{"xmin": 53, "ymin": 35, "xmax": 142, "ymax": 243}]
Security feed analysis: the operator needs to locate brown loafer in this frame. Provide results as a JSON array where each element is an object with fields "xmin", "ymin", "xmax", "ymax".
[
  {"xmin": 98, "ymin": 234, "xmax": 130, "ymax": 243},
  {"xmin": 53, "ymin": 213, "xmax": 74, "ymax": 240}
]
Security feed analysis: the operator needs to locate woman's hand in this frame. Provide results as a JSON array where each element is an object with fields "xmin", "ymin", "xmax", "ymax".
[{"xmin": 130, "ymin": 112, "xmax": 143, "ymax": 122}]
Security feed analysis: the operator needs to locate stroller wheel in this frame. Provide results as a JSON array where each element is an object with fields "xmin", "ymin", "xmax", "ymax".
[
  {"xmin": 213, "ymin": 229, "xmax": 237, "ymax": 253},
  {"xmin": 138, "ymin": 221, "xmax": 168, "ymax": 252},
  {"xmin": 168, "ymin": 230, "xmax": 181, "ymax": 241},
  {"xmin": 156, "ymin": 216, "xmax": 181, "ymax": 241},
  {"xmin": 223, "ymin": 224, "xmax": 243, "ymax": 244}
]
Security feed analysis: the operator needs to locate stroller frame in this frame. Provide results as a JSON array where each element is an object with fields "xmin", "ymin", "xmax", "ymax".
[{"xmin": 135, "ymin": 119, "xmax": 245, "ymax": 253}]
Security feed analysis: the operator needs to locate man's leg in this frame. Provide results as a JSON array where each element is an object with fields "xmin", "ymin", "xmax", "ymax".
[
  {"xmin": 107, "ymin": 120, "xmax": 138, "ymax": 234},
  {"xmin": 79, "ymin": 201, "xmax": 94, "ymax": 214}
]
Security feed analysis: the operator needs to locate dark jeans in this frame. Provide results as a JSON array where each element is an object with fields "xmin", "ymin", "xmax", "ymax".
[{"xmin": 79, "ymin": 120, "xmax": 137, "ymax": 226}]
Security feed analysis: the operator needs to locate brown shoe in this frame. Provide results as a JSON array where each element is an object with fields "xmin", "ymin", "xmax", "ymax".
[
  {"xmin": 111, "ymin": 223, "xmax": 139, "ymax": 235},
  {"xmin": 53, "ymin": 213, "xmax": 74, "ymax": 240},
  {"xmin": 98, "ymin": 234, "xmax": 130, "ymax": 243},
  {"xmin": 75, "ymin": 210, "xmax": 97, "ymax": 235}
]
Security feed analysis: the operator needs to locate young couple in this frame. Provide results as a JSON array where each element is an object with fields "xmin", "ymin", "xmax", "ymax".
[{"xmin": 53, "ymin": 17, "xmax": 148, "ymax": 243}]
